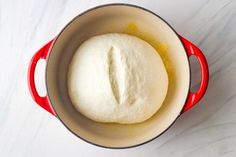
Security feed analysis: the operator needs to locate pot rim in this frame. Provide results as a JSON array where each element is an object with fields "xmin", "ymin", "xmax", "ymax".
[{"xmin": 45, "ymin": 3, "xmax": 191, "ymax": 149}]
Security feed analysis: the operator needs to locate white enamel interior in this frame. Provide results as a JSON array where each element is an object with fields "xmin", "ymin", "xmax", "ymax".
[{"xmin": 46, "ymin": 4, "xmax": 190, "ymax": 148}]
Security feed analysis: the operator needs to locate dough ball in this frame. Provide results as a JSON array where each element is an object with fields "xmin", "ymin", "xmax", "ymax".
[{"xmin": 68, "ymin": 33, "xmax": 168, "ymax": 124}]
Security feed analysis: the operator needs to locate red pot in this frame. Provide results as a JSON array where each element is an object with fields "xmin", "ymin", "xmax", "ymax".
[{"xmin": 28, "ymin": 4, "xmax": 209, "ymax": 149}]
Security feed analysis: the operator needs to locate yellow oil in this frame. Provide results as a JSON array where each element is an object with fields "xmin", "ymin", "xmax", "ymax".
[{"xmin": 123, "ymin": 22, "xmax": 175, "ymax": 84}]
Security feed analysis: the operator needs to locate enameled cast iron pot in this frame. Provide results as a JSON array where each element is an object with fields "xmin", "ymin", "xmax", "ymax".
[{"xmin": 28, "ymin": 4, "xmax": 209, "ymax": 149}]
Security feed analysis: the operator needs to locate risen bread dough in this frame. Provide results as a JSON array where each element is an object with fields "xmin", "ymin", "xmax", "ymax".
[{"xmin": 68, "ymin": 33, "xmax": 168, "ymax": 124}]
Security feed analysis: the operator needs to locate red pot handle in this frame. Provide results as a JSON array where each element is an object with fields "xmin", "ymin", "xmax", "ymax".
[
  {"xmin": 179, "ymin": 35, "xmax": 209, "ymax": 113},
  {"xmin": 28, "ymin": 39, "xmax": 55, "ymax": 116}
]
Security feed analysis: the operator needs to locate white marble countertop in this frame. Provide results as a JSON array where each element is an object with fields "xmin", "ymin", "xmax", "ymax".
[{"xmin": 0, "ymin": 0, "xmax": 236, "ymax": 156}]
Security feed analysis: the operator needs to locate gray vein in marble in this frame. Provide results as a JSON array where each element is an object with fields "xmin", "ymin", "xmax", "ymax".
[
  {"xmin": 211, "ymin": 0, "xmax": 235, "ymax": 19},
  {"xmin": 185, "ymin": 0, "xmax": 210, "ymax": 21},
  {"xmin": 183, "ymin": 135, "xmax": 236, "ymax": 157}
]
